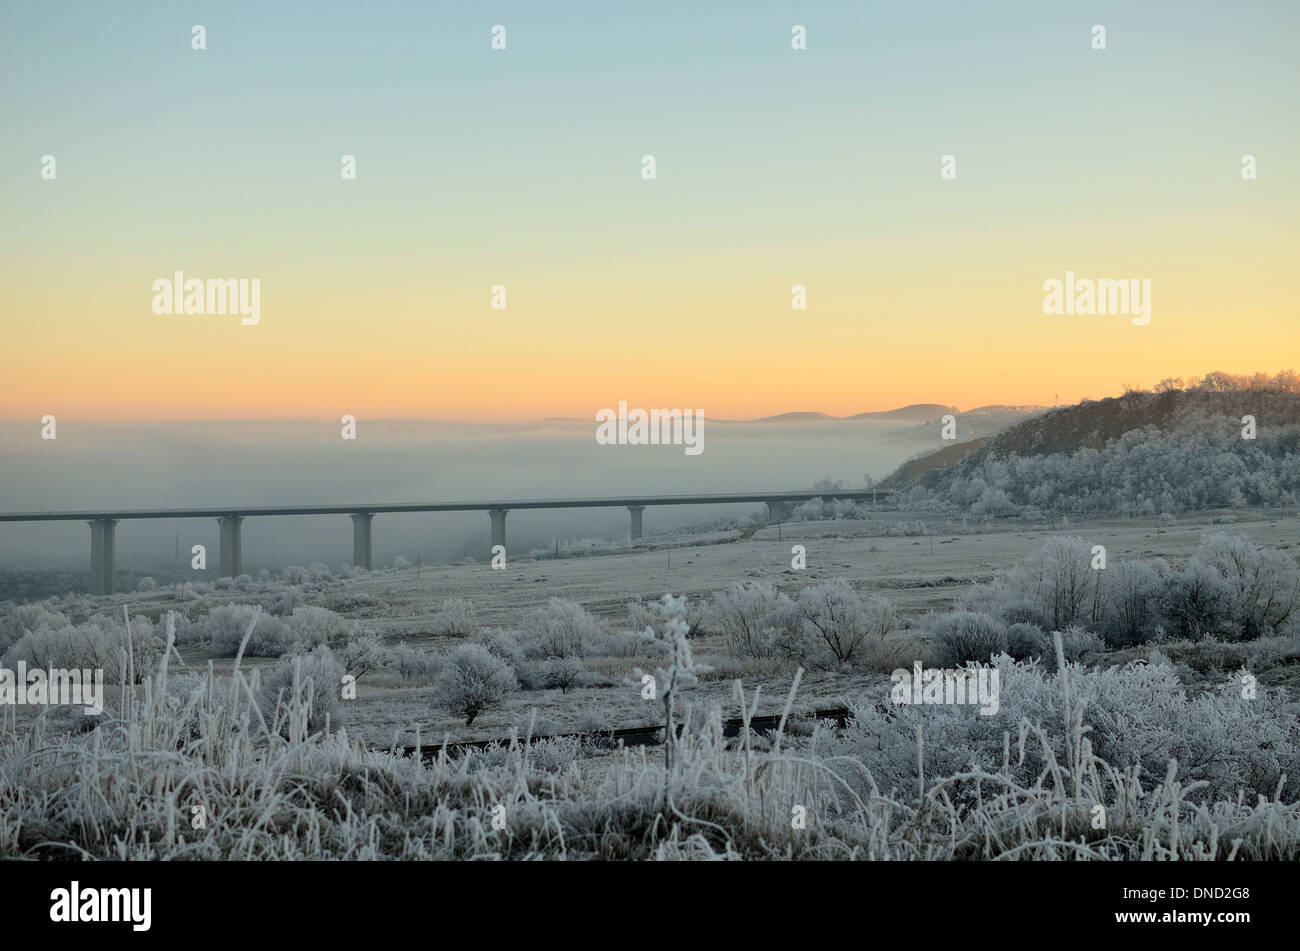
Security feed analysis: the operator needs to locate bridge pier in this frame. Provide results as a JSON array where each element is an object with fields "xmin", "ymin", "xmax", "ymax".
[
  {"xmin": 351, "ymin": 513, "xmax": 374, "ymax": 569},
  {"xmin": 766, "ymin": 500, "xmax": 791, "ymax": 521},
  {"xmin": 217, "ymin": 515, "xmax": 243, "ymax": 577},
  {"xmin": 489, "ymin": 508, "xmax": 508, "ymax": 554},
  {"xmin": 628, "ymin": 504, "xmax": 644, "ymax": 540},
  {"xmin": 88, "ymin": 518, "xmax": 117, "ymax": 595}
]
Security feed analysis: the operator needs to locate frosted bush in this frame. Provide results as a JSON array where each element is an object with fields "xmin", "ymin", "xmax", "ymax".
[
  {"xmin": 187, "ymin": 604, "xmax": 285, "ymax": 656},
  {"xmin": 575, "ymin": 710, "xmax": 612, "ymax": 735},
  {"xmin": 183, "ymin": 603, "xmax": 353, "ymax": 657},
  {"xmin": 820, "ymin": 654, "xmax": 1300, "ymax": 809},
  {"xmin": 474, "ymin": 628, "xmax": 525, "ymax": 671},
  {"xmin": 705, "ymin": 582, "xmax": 801, "ymax": 658},
  {"xmin": 1193, "ymin": 533, "xmax": 1299, "ymax": 639},
  {"xmin": 0, "ymin": 603, "xmax": 69, "ymax": 654},
  {"xmin": 387, "ymin": 643, "xmax": 442, "ymax": 684},
  {"xmin": 1052, "ymin": 623, "xmax": 1104, "ymax": 665},
  {"xmin": 926, "ymin": 611, "xmax": 1008, "ymax": 667},
  {"xmin": 540, "ymin": 656, "xmax": 584, "ymax": 693},
  {"xmin": 268, "ymin": 585, "xmax": 304, "ymax": 617},
  {"xmin": 433, "ymin": 643, "xmax": 518, "ymax": 726},
  {"xmin": 2, "ymin": 612, "xmax": 164, "ymax": 683},
  {"xmin": 1100, "ymin": 560, "xmax": 1165, "ymax": 647},
  {"xmin": 281, "ymin": 605, "xmax": 355, "ymax": 650},
  {"xmin": 336, "ymin": 632, "xmax": 387, "ymax": 679},
  {"xmin": 259, "ymin": 645, "xmax": 345, "ymax": 735},
  {"xmin": 797, "ymin": 580, "xmax": 895, "ymax": 665},
  {"xmin": 431, "ymin": 598, "xmax": 478, "ymax": 638},
  {"xmin": 1162, "ymin": 560, "xmax": 1232, "ymax": 640},
  {"xmin": 1006, "ymin": 622, "xmax": 1049, "ymax": 660},
  {"xmin": 521, "ymin": 598, "xmax": 601, "ymax": 659},
  {"xmin": 281, "ymin": 566, "xmax": 311, "ymax": 585},
  {"xmin": 966, "ymin": 536, "xmax": 1102, "ymax": 631}
]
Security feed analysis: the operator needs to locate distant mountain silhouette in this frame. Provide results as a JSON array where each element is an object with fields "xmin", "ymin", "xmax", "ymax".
[
  {"xmin": 846, "ymin": 403, "xmax": 959, "ymax": 421},
  {"xmin": 746, "ymin": 411, "xmax": 839, "ymax": 423}
]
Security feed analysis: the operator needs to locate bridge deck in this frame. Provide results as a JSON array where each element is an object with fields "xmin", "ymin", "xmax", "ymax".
[{"xmin": 0, "ymin": 488, "xmax": 892, "ymax": 522}]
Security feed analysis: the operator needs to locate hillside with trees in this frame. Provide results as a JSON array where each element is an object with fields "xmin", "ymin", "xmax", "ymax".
[{"xmin": 892, "ymin": 372, "xmax": 1300, "ymax": 518}]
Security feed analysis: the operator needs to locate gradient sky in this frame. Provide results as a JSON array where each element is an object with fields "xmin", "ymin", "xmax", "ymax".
[{"xmin": 2, "ymin": 0, "xmax": 1297, "ymax": 421}]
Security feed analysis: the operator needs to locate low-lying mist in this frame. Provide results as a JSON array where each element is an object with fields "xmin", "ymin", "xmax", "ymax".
[{"xmin": 0, "ymin": 417, "xmax": 936, "ymax": 570}]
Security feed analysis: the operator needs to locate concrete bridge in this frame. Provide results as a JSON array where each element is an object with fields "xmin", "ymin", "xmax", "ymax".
[{"xmin": 0, "ymin": 488, "xmax": 893, "ymax": 594}]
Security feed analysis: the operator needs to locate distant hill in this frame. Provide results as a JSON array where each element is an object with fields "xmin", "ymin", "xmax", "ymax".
[
  {"xmin": 847, "ymin": 403, "xmax": 957, "ymax": 421},
  {"xmin": 964, "ymin": 404, "xmax": 1048, "ymax": 416},
  {"xmin": 748, "ymin": 411, "xmax": 838, "ymax": 423}
]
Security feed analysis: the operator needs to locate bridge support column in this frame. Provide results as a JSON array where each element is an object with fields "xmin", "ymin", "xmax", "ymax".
[
  {"xmin": 217, "ymin": 515, "xmax": 243, "ymax": 578},
  {"xmin": 351, "ymin": 513, "xmax": 374, "ymax": 569},
  {"xmin": 628, "ymin": 504, "xmax": 644, "ymax": 540},
  {"xmin": 489, "ymin": 508, "xmax": 508, "ymax": 554},
  {"xmin": 88, "ymin": 518, "xmax": 117, "ymax": 595},
  {"xmin": 766, "ymin": 500, "xmax": 791, "ymax": 521}
]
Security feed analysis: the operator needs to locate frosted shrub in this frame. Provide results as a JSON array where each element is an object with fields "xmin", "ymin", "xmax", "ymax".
[
  {"xmin": 259, "ymin": 645, "xmax": 345, "ymax": 736},
  {"xmin": 474, "ymin": 628, "xmax": 525, "ymax": 671},
  {"xmin": 821, "ymin": 654, "xmax": 1300, "ymax": 809},
  {"xmin": 281, "ymin": 566, "xmax": 311, "ymax": 585},
  {"xmin": 1161, "ymin": 561, "xmax": 1232, "ymax": 640},
  {"xmin": 281, "ymin": 605, "xmax": 355, "ymax": 650},
  {"xmin": 706, "ymin": 582, "xmax": 801, "ymax": 658},
  {"xmin": 3, "ymin": 612, "xmax": 164, "ymax": 683},
  {"xmin": 431, "ymin": 598, "xmax": 478, "ymax": 639},
  {"xmin": 521, "ymin": 598, "xmax": 601, "ymax": 659},
  {"xmin": 541, "ymin": 656, "xmax": 584, "ymax": 693},
  {"xmin": 433, "ymin": 643, "xmax": 518, "ymax": 726},
  {"xmin": 1006, "ymin": 622, "xmax": 1049, "ymax": 660},
  {"xmin": 336, "ymin": 632, "xmax": 386, "ymax": 679},
  {"xmin": 268, "ymin": 585, "xmax": 304, "ymax": 617},
  {"xmin": 0, "ymin": 603, "xmax": 69, "ymax": 654},
  {"xmin": 1193, "ymin": 533, "xmax": 1299, "ymax": 639},
  {"xmin": 575, "ymin": 709, "xmax": 612, "ymax": 735},
  {"xmin": 1052, "ymin": 623, "xmax": 1104, "ymax": 665},
  {"xmin": 926, "ymin": 611, "xmax": 1008, "ymax": 667},
  {"xmin": 972, "ymin": 536, "xmax": 1102, "ymax": 631},
  {"xmin": 188, "ymin": 604, "xmax": 286, "ymax": 656},
  {"xmin": 592, "ymin": 626, "xmax": 667, "ymax": 659},
  {"xmin": 387, "ymin": 643, "xmax": 441, "ymax": 684},
  {"xmin": 1101, "ymin": 560, "xmax": 1165, "ymax": 647},
  {"xmin": 136, "ymin": 577, "xmax": 157, "ymax": 592},
  {"xmin": 797, "ymin": 580, "xmax": 895, "ymax": 665}
]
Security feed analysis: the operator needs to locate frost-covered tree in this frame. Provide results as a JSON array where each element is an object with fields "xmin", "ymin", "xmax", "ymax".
[
  {"xmin": 541, "ymin": 656, "xmax": 584, "ymax": 693},
  {"xmin": 432, "ymin": 643, "xmax": 518, "ymax": 726}
]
